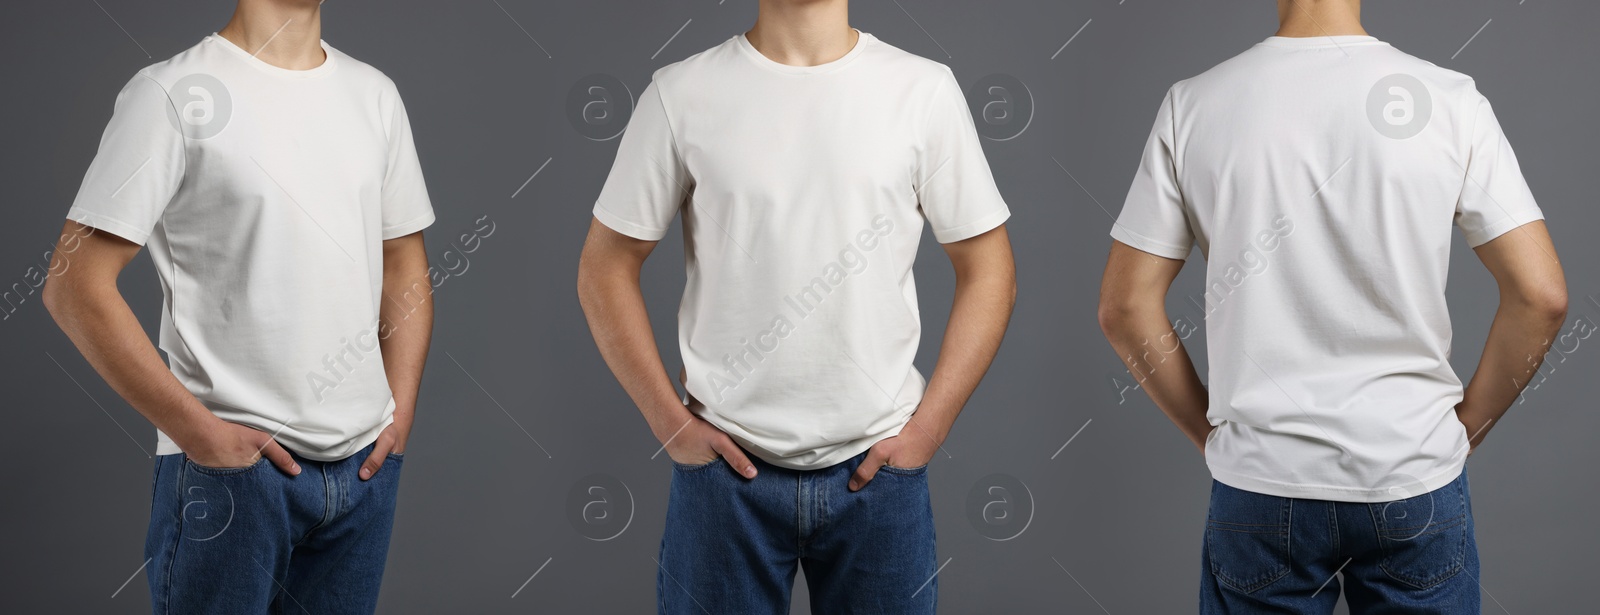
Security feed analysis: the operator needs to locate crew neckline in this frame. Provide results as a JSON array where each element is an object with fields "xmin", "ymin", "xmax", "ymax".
[
  {"xmin": 735, "ymin": 29, "xmax": 873, "ymax": 75},
  {"xmin": 1259, "ymin": 35, "xmax": 1387, "ymax": 49},
  {"xmin": 207, "ymin": 33, "xmax": 338, "ymax": 78}
]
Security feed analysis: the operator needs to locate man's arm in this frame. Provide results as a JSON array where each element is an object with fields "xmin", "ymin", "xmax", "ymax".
[
  {"xmin": 576, "ymin": 219, "xmax": 758, "ymax": 478},
  {"xmin": 42, "ymin": 221, "xmax": 301, "ymax": 474},
  {"xmin": 1458, "ymin": 221, "xmax": 1568, "ymax": 451},
  {"xmin": 359, "ymin": 231, "xmax": 434, "ymax": 480},
  {"xmin": 1096, "ymin": 241, "xmax": 1212, "ymax": 454},
  {"xmin": 849, "ymin": 225, "xmax": 1017, "ymax": 491}
]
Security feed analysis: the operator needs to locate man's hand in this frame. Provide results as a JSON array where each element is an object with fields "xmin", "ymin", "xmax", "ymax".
[
  {"xmin": 359, "ymin": 411, "xmax": 412, "ymax": 480},
  {"xmin": 848, "ymin": 421, "xmax": 941, "ymax": 492},
  {"xmin": 662, "ymin": 415, "xmax": 757, "ymax": 479},
  {"xmin": 183, "ymin": 419, "xmax": 300, "ymax": 476}
]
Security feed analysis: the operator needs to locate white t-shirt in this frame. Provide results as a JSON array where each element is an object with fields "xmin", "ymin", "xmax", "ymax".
[
  {"xmin": 594, "ymin": 31, "xmax": 1009, "ymax": 469},
  {"xmin": 1114, "ymin": 36, "xmax": 1544, "ymax": 502},
  {"xmin": 68, "ymin": 35, "xmax": 435, "ymax": 461}
]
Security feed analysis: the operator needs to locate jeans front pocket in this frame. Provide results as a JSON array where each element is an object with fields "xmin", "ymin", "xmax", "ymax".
[
  {"xmin": 185, "ymin": 456, "xmax": 267, "ymax": 476},
  {"xmin": 1372, "ymin": 474, "xmax": 1469, "ymax": 590},
  {"xmin": 671, "ymin": 457, "xmax": 725, "ymax": 472},
  {"xmin": 878, "ymin": 463, "xmax": 928, "ymax": 476},
  {"xmin": 1206, "ymin": 481, "xmax": 1292, "ymax": 594}
]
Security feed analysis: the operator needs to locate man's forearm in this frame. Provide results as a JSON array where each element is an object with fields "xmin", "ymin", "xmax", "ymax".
[
  {"xmin": 45, "ymin": 283, "xmax": 219, "ymax": 446},
  {"xmin": 912, "ymin": 257, "xmax": 1017, "ymax": 443},
  {"xmin": 378, "ymin": 235, "xmax": 435, "ymax": 433},
  {"xmin": 1457, "ymin": 296, "xmax": 1568, "ymax": 448},
  {"xmin": 1100, "ymin": 307, "xmax": 1210, "ymax": 451},
  {"xmin": 577, "ymin": 262, "xmax": 695, "ymax": 443}
]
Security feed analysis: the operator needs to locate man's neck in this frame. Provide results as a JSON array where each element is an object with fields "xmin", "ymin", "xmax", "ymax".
[
  {"xmin": 217, "ymin": 0, "xmax": 326, "ymax": 70},
  {"xmin": 746, "ymin": 0, "xmax": 855, "ymax": 67},
  {"xmin": 1275, "ymin": 0, "xmax": 1367, "ymax": 38}
]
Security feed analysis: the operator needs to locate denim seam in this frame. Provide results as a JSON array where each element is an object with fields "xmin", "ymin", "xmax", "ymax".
[
  {"xmin": 1329, "ymin": 502, "xmax": 1340, "ymax": 556},
  {"xmin": 163, "ymin": 460, "xmax": 189, "ymax": 615},
  {"xmin": 879, "ymin": 464, "xmax": 928, "ymax": 476}
]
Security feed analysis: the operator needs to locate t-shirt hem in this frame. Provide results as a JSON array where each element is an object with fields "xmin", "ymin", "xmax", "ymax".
[
  {"xmin": 933, "ymin": 208, "xmax": 1010, "ymax": 244},
  {"xmin": 1463, "ymin": 211, "xmax": 1545, "ymax": 248},
  {"xmin": 1109, "ymin": 225, "xmax": 1190, "ymax": 260},
  {"xmin": 382, "ymin": 211, "xmax": 436, "ymax": 240},
  {"xmin": 1207, "ymin": 462, "xmax": 1465, "ymax": 503},
  {"xmin": 66, "ymin": 208, "xmax": 151, "ymax": 246},
  {"xmin": 592, "ymin": 204, "xmax": 669, "ymax": 241}
]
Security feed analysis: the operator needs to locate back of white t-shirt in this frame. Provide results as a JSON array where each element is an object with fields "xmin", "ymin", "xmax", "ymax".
[{"xmin": 1113, "ymin": 36, "xmax": 1543, "ymax": 502}]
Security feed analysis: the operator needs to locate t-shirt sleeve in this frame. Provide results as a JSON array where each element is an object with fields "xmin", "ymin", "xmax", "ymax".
[
  {"xmin": 1455, "ymin": 87, "xmax": 1543, "ymax": 247},
  {"xmin": 379, "ymin": 85, "xmax": 436, "ymax": 240},
  {"xmin": 67, "ymin": 72, "xmax": 187, "ymax": 246},
  {"xmin": 592, "ymin": 80, "xmax": 689, "ymax": 242},
  {"xmin": 915, "ymin": 68, "xmax": 1011, "ymax": 244},
  {"xmin": 1111, "ymin": 88, "xmax": 1193, "ymax": 260}
]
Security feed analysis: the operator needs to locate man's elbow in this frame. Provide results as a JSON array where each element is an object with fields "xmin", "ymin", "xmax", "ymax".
[
  {"xmin": 41, "ymin": 277, "xmax": 75, "ymax": 324},
  {"xmin": 1096, "ymin": 298, "xmax": 1135, "ymax": 338},
  {"xmin": 1531, "ymin": 285, "xmax": 1570, "ymax": 325}
]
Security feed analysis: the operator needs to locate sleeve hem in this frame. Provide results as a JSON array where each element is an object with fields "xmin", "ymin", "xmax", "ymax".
[
  {"xmin": 1109, "ymin": 225, "xmax": 1190, "ymax": 260},
  {"xmin": 593, "ymin": 204, "xmax": 670, "ymax": 241},
  {"xmin": 66, "ymin": 207, "xmax": 151, "ymax": 246},
  {"xmin": 382, "ymin": 211, "xmax": 436, "ymax": 240},
  {"xmin": 932, "ymin": 208, "xmax": 1010, "ymax": 244},
  {"xmin": 1463, "ymin": 210, "xmax": 1545, "ymax": 248}
]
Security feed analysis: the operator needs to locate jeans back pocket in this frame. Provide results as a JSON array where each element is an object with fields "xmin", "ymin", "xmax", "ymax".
[
  {"xmin": 1370, "ymin": 475, "xmax": 1469, "ymax": 590},
  {"xmin": 1206, "ymin": 481, "xmax": 1293, "ymax": 594}
]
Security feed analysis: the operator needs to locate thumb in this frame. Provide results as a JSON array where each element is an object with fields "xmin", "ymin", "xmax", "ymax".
[
  {"xmin": 359, "ymin": 439, "xmax": 390, "ymax": 481},
  {"xmin": 712, "ymin": 437, "xmax": 757, "ymax": 479},
  {"xmin": 260, "ymin": 439, "xmax": 300, "ymax": 476},
  {"xmin": 850, "ymin": 451, "xmax": 884, "ymax": 492}
]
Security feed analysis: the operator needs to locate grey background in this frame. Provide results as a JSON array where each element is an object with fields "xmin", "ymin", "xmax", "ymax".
[{"xmin": 2, "ymin": 0, "xmax": 1596, "ymax": 612}]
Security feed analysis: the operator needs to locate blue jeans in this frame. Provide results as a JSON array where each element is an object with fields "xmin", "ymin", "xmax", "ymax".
[
  {"xmin": 145, "ymin": 443, "xmax": 403, "ymax": 615},
  {"xmin": 658, "ymin": 451, "xmax": 938, "ymax": 614},
  {"xmin": 1200, "ymin": 471, "xmax": 1479, "ymax": 614}
]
